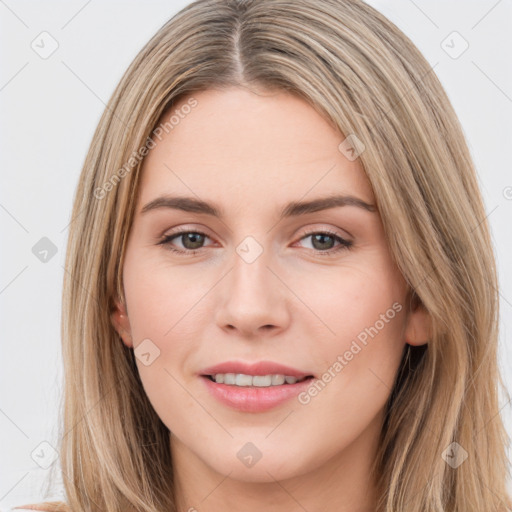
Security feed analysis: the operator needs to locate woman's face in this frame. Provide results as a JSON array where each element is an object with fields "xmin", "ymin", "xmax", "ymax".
[{"xmin": 112, "ymin": 87, "xmax": 429, "ymax": 485}]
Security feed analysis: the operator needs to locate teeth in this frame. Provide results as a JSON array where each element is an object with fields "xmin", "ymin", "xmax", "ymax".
[
  {"xmin": 271, "ymin": 374, "xmax": 285, "ymax": 385},
  {"xmin": 252, "ymin": 375, "xmax": 272, "ymax": 387},
  {"xmin": 210, "ymin": 373, "xmax": 305, "ymax": 387},
  {"xmin": 224, "ymin": 373, "xmax": 236, "ymax": 385},
  {"xmin": 236, "ymin": 374, "xmax": 253, "ymax": 386}
]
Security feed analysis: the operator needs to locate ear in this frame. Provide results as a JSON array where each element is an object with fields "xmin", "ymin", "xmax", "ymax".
[
  {"xmin": 111, "ymin": 298, "xmax": 133, "ymax": 348},
  {"xmin": 403, "ymin": 297, "xmax": 432, "ymax": 347}
]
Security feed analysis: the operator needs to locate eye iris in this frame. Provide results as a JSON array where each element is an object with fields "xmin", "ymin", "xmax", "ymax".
[
  {"xmin": 312, "ymin": 233, "xmax": 335, "ymax": 250},
  {"xmin": 182, "ymin": 232, "xmax": 205, "ymax": 250}
]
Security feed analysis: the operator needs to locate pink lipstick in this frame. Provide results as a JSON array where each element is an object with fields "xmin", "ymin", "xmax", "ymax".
[{"xmin": 199, "ymin": 360, "xmax": 315, "ymax": 413}]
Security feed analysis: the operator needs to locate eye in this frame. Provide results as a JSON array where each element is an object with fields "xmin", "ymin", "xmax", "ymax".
[
  {"xmin": 157, "ymin": 228, "xmax": 353, "ymax": 256},
  {"xmin": 295, "ymin": 229, "xmax": 353, "ymax": 256},
  {"xmin": 158, "ymin": 228, "xmax": 213, "ymax": 255}
]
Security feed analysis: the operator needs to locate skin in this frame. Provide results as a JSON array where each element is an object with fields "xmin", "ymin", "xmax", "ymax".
[{"xmin": 111, "ymin": 87, "xmax": 431, "ymax": 512}]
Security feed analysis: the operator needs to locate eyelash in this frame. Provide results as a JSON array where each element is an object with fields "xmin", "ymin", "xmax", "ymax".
[{"xmin": 157, "ymin": 228, "xmax": 353, "ymax": 257}]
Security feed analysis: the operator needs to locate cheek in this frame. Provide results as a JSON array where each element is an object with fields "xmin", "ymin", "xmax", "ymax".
[
  {"xmin": 123, "ymin": 255, "xmax": 212, "ymax": 340},
  {"xmin": 296, "ymin": 262, "xmax": 406, "ymax": 405},
  {"xmin": 121, "ymin": 265, "xmax": 201, "ymax": 428},
  {"xmin": 296, "ymin": 261, "xmax": 405, "ymax": 347},
  {"xmin": 121, "ymin": 256, "xmax": 216, "ymax": 407},
  {"xmin": 291, "ymin": 300, "xmax": 405, "ymax": 459}
]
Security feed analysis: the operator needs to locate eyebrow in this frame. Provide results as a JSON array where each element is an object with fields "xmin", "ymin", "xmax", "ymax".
[{"xmin": 140, "ymin": 194, "xmax": 376, "ymax": 219}]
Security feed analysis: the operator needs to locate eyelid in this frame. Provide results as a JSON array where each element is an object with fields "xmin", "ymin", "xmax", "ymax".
[
  {"xmin": 159, "ymin": 224, "xmax": 216, "ymax": 240},
  {"xmin": 294, "ymin": 224, "xmax": 352, "ymax": 242}
]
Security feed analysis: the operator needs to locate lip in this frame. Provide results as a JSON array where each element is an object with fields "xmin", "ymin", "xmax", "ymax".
[
  {"xmin": 200, "ymin": 360, "xmax": 313, "ymax": 379},
  {"xmin": 201, "ymin": 375, "xmax": 314, "ymax": 412},
  {"xmin": 199, "ymin": 360, "xmax": 315, "ymax": 413}
]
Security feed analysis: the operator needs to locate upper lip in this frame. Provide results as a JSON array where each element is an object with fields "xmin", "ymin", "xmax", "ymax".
[{"xmin": 200, "ymin": 360, "xmax": 314, "ymax": 378}]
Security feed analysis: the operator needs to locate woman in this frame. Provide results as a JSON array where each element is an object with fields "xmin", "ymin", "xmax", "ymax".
[{"xmin": 15, "ymin": 0, "xmax": 511, "ymax": 510}]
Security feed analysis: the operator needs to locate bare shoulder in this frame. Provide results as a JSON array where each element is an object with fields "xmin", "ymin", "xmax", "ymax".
[{"xmin": 11, "ymin": 501, "xmax": 69, "ymax": 511}]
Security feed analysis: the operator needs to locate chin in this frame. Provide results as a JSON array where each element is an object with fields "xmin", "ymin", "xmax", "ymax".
[{"xmin": 197, "ymin": 440, "xmax": 320, "ymax": 483}]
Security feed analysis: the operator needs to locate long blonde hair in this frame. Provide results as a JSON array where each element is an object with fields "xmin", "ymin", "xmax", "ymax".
[{"xmin": 20, "ymin": 0, "xmax": 511, "ymax": 510}]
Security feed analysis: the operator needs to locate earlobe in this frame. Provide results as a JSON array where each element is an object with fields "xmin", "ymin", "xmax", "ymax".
[
  {"xmin": 111, "ymin": 300, "xmax": 133, "ymax": 348},
  {"xmin": 404, "ymin": 303, "xmax": 432, "ymax": 347}
]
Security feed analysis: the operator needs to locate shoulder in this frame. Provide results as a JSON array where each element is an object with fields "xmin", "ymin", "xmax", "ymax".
[
  {"xmin": 11, "ymin": 506, "xmax": 49, "ymax": 511},
  {"xmin": 10, "ymin": 507, "xmax": 44, "ymax": 511},
  {"xmin": 11, "ymin": 502, "xmax": 69, "ymax": 511}
]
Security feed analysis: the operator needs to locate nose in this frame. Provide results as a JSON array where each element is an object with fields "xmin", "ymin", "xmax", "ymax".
[{"xmin": 214, "ymin": 244, "xmax": 291, "ymax": 338}]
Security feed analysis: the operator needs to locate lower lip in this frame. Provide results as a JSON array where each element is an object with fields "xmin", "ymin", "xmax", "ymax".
[{"xmin": 200, "ymin": 375, "xmax": 314, "ymax": 413}]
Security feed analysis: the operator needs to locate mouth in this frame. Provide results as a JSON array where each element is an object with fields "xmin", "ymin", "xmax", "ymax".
[
  {"xmin": 200, "ymin": 373, "xmax": 316, "ymax": 413},
  {"xmin": 202, "ymin": 373, "xmax": 314, "ymax": 387}
]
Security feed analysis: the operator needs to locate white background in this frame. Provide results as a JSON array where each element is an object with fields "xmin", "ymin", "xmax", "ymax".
[{"xmin": 1, "ymin": 0, "xmax": 511, "ymax": 508}]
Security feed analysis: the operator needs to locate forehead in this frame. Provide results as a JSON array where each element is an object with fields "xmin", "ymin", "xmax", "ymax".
[{"xmin": 138, "ymin": 87, "xmax": 374, "ymax": 210}]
